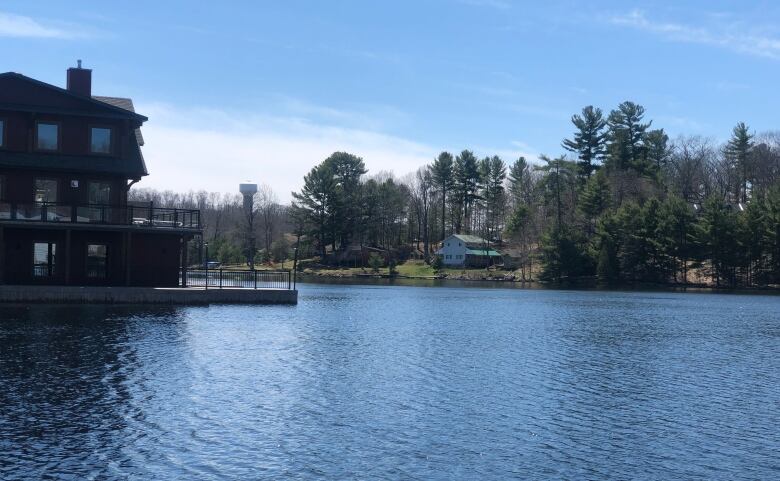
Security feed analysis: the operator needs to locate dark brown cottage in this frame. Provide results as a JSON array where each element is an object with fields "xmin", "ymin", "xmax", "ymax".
[{"xmin": 0, "ymin": 64, "xmax": 200, "ymax": 287}]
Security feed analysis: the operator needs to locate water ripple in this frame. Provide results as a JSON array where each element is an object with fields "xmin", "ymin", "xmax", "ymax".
[{"xmin": 0, "ymin": 289, "xmax": 779, "ymax": 480}]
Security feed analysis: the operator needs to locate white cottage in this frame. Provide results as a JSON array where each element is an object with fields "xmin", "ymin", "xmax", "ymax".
[{"xmin": 436, "ymin": 234, "xmax": 503, "ymax": 267}]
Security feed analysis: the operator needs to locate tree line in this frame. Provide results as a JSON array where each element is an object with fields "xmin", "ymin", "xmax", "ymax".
[
  {"xmin": 291, "ymin": 101, "xmax": 780, "ymax": 287},
  {"xmin": 132, "ymin": 100, "xmax": 780, "ymax": 287},
  {"xmin": 128, "ymin": 185, "xmax": 294, "ymax": 266}
]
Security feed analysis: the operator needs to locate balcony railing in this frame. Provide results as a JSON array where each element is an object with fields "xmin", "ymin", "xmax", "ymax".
[
  {"xmin": 185, "ymin": 269, "xmax": 293, "ymax": 290},
  {"xmin": 0, "ymin": 202, "xmax": 200, "ymax": 229}
]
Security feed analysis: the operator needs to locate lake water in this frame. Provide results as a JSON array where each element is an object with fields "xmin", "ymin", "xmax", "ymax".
[{"xmin": 1, "ymin": 284, "xmax": 779, "ymax": 480}]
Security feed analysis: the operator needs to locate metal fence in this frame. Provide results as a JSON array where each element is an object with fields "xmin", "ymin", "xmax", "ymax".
[{"xmin": 185, "ymin": 269, "xmax": 293, "ymax": 290}]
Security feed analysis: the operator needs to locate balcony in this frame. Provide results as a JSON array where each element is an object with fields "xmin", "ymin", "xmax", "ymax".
[{"xmin": 0, "ymin": 202, "xmax": 200, "ymax": 230}]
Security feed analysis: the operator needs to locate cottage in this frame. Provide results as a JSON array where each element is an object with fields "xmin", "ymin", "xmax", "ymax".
[
  {"xmin": 0, "ymin": 64, "xmax": 201, "ymax": 287},
  {"xmin": 436, "ymin": 234, "xmax": 502, "ymax": 267}
]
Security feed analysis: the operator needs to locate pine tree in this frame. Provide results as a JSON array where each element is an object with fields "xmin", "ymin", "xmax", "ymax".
[
  {"xmin": 657, "ymin": 196, "xmax": 697, "ymax": 283},
  {"xmin": 508, "ymin": 156, "xmax": 532, "ymax": 207},
  {"xmin": 606, "ymin": 101, "xmax": 651, "ymax": 172},
  {"xmin": 539, "ymin": 224, "xmax": 590, "ymax": 282},
  {"xmin": 696, "ymin": 196, "xmax": 741, "ymax": 287},
  {"xmin": 643, "ymin": 128, "xmax": 670, "ymax": 176},
  {"xmin": 431, "ymin": 151, "xmax": 454, "ymax": 241},
  {"xmin": 562, "ymin": 105, "xmax": 607, "ymax": 180},
  {"xmin": 724, "ymin": 122, "xmax": 754, "ymax": 204},
  {"xmin": 291, "ymin": 163, "xmax": 337, "ymax": 258},
  {"xmin": 453, "ymin": 150, "xmax": 481, "ymax": 234},
  {"xmin": 764, "ymin": 186, "xmax": 780, "ymax": 283},
  {"xmin": 578, "ymin": 170, "xmax": 610, "ymax": 235},
  {"xmin": 535, "ymin": 155, "xmax": 577, "ymax": 230}
]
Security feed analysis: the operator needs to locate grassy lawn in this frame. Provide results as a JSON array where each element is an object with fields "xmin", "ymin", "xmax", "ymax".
[{"xmin": 395, "ymin": 260, "xmax": 436, "ymax": 277}]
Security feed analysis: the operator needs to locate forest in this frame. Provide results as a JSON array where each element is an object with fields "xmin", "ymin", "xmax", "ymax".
[{"xmin": 131, "ymin": 101, "xmax": 780, "ymax": 288}]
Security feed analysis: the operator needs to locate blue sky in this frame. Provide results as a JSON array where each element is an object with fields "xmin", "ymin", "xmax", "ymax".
[{"xmin": 2, "ymin": 1, "xmax": 780, "ymax": 200}]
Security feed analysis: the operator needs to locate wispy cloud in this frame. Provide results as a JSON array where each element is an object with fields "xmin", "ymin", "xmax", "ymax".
[
  {"xmin": 0, "ymin": 11, "xmax": 84, "ymax": 39},
  {"xmin": 608, "ymin": 9, "xmax": 780, "ymax": 60}
]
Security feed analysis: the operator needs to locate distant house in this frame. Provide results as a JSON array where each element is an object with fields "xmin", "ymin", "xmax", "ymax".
[{"xmin": 436, "ymin": 234, "xmax": 502, "ymax": 267}]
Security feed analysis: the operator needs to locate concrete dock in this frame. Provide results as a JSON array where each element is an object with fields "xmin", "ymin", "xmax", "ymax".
[{"xmin": 0, "ymin": 285, "xmax": 298, "ymax": 305}]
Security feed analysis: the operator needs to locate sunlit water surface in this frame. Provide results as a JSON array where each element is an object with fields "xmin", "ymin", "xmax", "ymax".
[{"xmin": 1, "ymin": 284, "xmax": 779, "ymax": 480}]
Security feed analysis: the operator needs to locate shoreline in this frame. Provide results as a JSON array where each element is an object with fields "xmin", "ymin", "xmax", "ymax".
[{"xmin": 297, "ymin": 272, "xmax": 780, "ymax": 294}]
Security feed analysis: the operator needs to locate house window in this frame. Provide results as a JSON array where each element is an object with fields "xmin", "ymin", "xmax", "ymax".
[
  {"xmin": 0, "ymin": 119, "xmax": 5, "ymax": 147},
  {"xmin": 33, "ymin": 242, "xmax": 57, "ymax": 277},
  {"xmin": 90, "ymin": 127, "xmax": 112, "ymax": 154},
  {"xmin": 36, "ymin": 122, "xmax": 59, "ymax": 151},
  {"xmin": 87, "ymin": 244, "xmax": 108, "ymax": 279},
  {"xmin": 88, "ymin": 182, "xmax": 111, "ymax": 205},
  {"xmin": 34, "ymin": 178, "xmax": 58, "ymax": 203},
  {"xmin": 445, "ymin": 255, "xmax": 451, "ymax": 259}
]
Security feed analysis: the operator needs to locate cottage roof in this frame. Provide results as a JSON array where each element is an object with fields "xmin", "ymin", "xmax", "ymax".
[{"xmin": 449, "ymin": 234, "xmax": 488, "ymax": 244}]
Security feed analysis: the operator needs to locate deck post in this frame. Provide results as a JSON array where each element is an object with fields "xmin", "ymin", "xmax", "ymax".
[
  {"xmin": 181, "ymin": 237, "xmax": 188, "ymax": 287},
  {"xmin": 0, "ymin": 226, "xmax": 4, "ymax": 284},
  {"xmin": 292, "ymin": 247, "xmax": 298, "ymax": 290},
  {"xmin": 125, "ymin": 232, "xmax": 132, "ymax": 286},
  {"xmin": 64, "ymin": 229, "xmax": 71, "ymax": 285}
]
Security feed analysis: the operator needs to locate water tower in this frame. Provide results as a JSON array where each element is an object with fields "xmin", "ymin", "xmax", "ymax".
[
  {"xmin": 239, "ymin": 182, "xmax": 258, "ymax": 211},
  {"xmin": 239, "ymin": 182, "xmax": 258, "ymax": 269}
]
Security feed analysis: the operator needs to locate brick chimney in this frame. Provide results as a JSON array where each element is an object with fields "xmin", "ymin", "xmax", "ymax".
[{"xmin": 66, "ymin": 60, "xmax": 92, "ymax": 97}]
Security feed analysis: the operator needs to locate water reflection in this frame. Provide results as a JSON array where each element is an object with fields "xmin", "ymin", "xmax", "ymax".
[{"xmin": 0, "ymin": 287, "xmax": 779, "ymax": 480}]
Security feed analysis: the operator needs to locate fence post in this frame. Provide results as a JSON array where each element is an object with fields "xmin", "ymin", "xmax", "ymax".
[
  {"xmin": 219, "ymin": 269, "xmax": 223, "ymax": 289},
  {"xmin": 292, "ymin": 247, "xmax": 298, "ymax": 290},
  {"xmin": 254, "ymin": 269, "xmax": 258, "ymax": 289}
]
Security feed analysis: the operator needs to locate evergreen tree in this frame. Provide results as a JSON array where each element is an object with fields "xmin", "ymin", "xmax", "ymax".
[
  {"xmin": 536, "ymin": 155, "xmax": 577, "ymax": 229},
  {"xmin": 724, "ymin": 122, "xmax": 754, "ymax": 203},
  {"xmin": 453, "ymin": 150, "xmax": 481, "ymax": 234},
  {"xmin": 606, "ymin": 101, "xmax": 652, "ymax": 172},
  {"xmin": 657, "ymin": 196, "xmax": 697, "ymax": 283},
  {"xmin": 508, "ymin": 156, "xmax": 533, "ymax": 206},
  {"xmin": 740, "ymin": 198, "xmax": 768, "ymax": 285},
  {"xmin": 431, "ymin": 151, "xmax": 454, "ymax": 241},
  {"xmin": 291, "ymin": 162, "xmax": 337, "ymax": 258},
  {"xmin": 696, "ymin": 196, "xmax": 741, "ymax": 287},
  {"xmin": 578, "ymin": 170, "xmax": 610, "ymax": 235},
  {"xmin": 562, "ymin": 105, "xmax": 607, "ymax": 180},
  {"xmin": 480, "ymin": 156, "xmax": 507, "ymax": 243},
  {"xmin": 505, "ymin": 204, "xmax": 532, "ymax": 279},
  {"xmin": 595, "ymin": 214, "xmax": 620, "ymax": 284},
  {"xmin": 643, "ymin": 128, "xmax": 670, "ymax": 175},
  {"xmin": 764, "ymin": 186, "xmax": 780, "ymax": 283},
  {"xmin": 323, "ymin": 152, "xmax": 367, "ymax": 249},
  {"xmin": 539, "ymin": 224, "xmax": 590, "ymax": 282}
]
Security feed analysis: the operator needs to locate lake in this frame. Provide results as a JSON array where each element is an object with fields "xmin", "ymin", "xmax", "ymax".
[{"xmin": 1, "ymin": 283, "xmax": 779, "ymax": 480}]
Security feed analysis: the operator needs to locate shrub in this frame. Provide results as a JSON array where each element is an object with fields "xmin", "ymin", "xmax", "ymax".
[{"xmin": 368, "ymin": 253, "xmax": 383, "ymax": 273}]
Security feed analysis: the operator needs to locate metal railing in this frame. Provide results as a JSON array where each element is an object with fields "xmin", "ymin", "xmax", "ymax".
[
  {"xmin": 185, "ymin": 269, "xmax": 293, "ymax": 290},
  {"xmin": 0, "ymin": 202, "xmax": 200, "ymax": 229}
]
